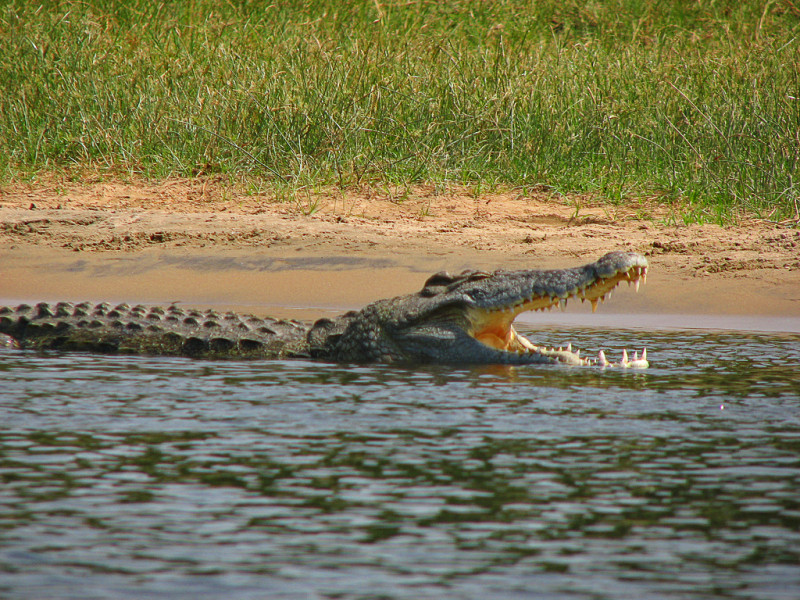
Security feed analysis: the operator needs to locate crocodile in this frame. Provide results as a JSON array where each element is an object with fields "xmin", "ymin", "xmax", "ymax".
[{"xmin": 0, "ymin": 251, "xmax": 649, "ymax": 367}]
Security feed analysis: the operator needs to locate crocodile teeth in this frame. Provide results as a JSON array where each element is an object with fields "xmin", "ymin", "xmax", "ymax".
[
  {"xmin": 619, "ymin": 347, "xmax": 649, "ymax": 368},
  {"xmin": 625, "ymin": 348, "xmax": 649, "ymax": 368}
]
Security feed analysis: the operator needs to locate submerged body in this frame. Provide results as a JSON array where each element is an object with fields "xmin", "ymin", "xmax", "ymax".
[{"xmin": 0, "ymin": 251, "xmax": 648, "ymax": 367}]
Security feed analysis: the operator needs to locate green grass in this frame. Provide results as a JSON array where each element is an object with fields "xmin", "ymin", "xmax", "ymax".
[{"xmin": 1, "ymin": 0, "xmax": 798, "ymax": 223}]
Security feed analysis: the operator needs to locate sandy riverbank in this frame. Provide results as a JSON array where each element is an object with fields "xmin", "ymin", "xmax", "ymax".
[{"xmin": 2, "ymin": 179, "xmax": 798, "ymax": 330}]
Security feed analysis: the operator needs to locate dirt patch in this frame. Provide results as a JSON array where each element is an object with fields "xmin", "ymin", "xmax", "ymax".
[{"xmin": 1, "ymin": 178, "xmax": 799, "ymax": 322}]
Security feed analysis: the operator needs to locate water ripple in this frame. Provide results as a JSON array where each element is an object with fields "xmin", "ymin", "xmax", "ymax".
[{"xmin": 0, "ymin": 328, "xmax": 799, "ymax": 599}]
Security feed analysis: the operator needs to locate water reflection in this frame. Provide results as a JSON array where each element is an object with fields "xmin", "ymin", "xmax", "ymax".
[{"xmin": 0, "ymin": 328, "xmax": 799, "ymax": 599}]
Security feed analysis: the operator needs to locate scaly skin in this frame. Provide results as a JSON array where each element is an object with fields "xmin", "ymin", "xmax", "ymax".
[
  {"xmin": 0, "ymin": 251, "xmax": 649, "ymax": 366},
  {"xmin": 0, "ymin": 303, "xmax": 310, "ymax": 359}
]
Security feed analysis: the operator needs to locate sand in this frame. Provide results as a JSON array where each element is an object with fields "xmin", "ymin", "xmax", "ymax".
[{"xmin": 2, "ymin": 178, "xmax": 798, "ymax": 331}]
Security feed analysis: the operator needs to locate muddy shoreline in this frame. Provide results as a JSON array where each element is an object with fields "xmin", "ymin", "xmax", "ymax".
[{"xmin": 2, "ymin": 179, "xmax": 799, "ymax": 330}]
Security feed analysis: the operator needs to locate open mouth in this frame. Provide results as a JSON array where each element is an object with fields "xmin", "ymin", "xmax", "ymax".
[{"xmin": 467, "ymin": 263, "xmax": 649, "ymax": 367}]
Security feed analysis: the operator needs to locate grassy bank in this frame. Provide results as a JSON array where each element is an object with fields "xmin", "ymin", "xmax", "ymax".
[{"xmin": 1, "ymin": 0, "xmax": 798, "ymax": 223}]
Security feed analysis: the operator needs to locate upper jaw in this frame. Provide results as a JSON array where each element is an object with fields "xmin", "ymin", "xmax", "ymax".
[{"xmin": 466, "ymin": 251, "xmax": 649, "ymax": 315}]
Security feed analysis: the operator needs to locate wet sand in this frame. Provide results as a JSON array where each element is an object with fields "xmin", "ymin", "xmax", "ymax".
[{"xmin": 4, "ymin": 245, "xmax": 799, "ymax": 334}]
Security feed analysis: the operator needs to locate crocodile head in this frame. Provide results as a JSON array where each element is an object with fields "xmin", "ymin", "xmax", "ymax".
[{"xmin": 309, "ymin": 251, "xmax": 649, "ymax": 366}]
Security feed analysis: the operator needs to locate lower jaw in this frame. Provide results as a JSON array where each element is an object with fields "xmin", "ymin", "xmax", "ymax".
[{"xmin": 493, "ymin": 332, "xmax": 648, "ymax": 368}]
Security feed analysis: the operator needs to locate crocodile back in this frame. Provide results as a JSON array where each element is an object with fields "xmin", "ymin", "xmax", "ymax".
[{"xmin": 0, "ymin": 302, "xmax": 311, "ymax": 359}]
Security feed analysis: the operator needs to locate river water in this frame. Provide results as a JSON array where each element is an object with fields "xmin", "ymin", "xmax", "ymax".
[{"xmin": 1, "ymin": 326, "xmax": 799, "ymax": 600}]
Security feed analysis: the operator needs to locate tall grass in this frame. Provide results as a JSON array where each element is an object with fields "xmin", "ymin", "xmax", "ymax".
[{"xmin": 1, "ymin": 0, "xmax": 798, "ymax": 222}]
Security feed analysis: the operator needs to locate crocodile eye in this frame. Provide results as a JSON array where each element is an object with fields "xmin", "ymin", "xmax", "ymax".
[
  {"xmin": 421, "ymin": 270, "xmax": 492, "ymax": 297},
  {"xmin": 423, "ymin": 271, "xmax": 456, "ymax": 287}
]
